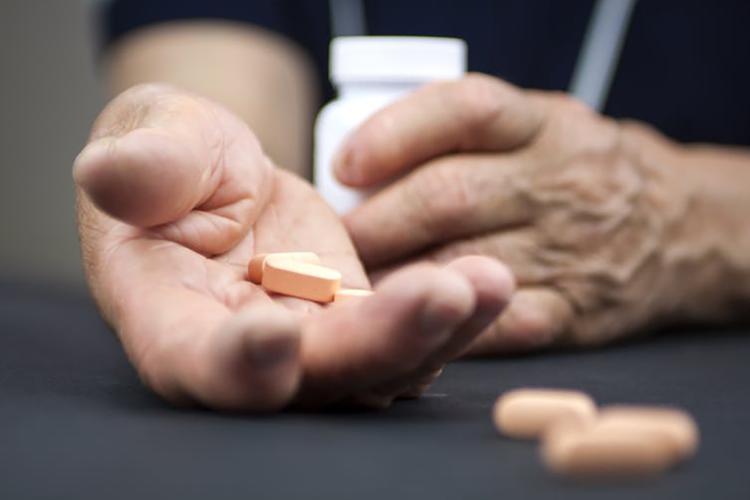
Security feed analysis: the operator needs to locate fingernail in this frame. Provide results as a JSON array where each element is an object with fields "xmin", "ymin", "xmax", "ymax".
[
  {"xmin": 419, "ymin": 301, "xmax": 463, "ymax": 342},
  {"xmin": 245, "ymin": 331, "xmax": 298, "ymax": 369},
  {"xmin": 333, "ymin": 144, "xmax": 362, "ymax": 185}
]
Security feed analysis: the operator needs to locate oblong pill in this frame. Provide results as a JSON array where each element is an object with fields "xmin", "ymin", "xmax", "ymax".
[
  {"xmin": 247, "ymin": 252, "xmax": 320, "ymax": 284},
  {"xmin": 542, "ymin": 420, "xmax": 677, "ymax": 478},
  {"xmin": 596, "ymin": 406, "xmax": 699, "ymax": 460},
  {"xmin": 334, "ymin": 288, "xmax": 374, "ymax": 303},
  {"xmin": 493, "ymin": 388, "xmax": 597, "ymax": 439},
  {"xmin": 262, "ymin": 259, "xmax": 341, "ymax": 303}
]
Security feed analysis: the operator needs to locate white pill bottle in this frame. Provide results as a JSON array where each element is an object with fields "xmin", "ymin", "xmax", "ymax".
[{"xmin": 314, "ymin": 36, "xmax": 467, "ymax": 214}]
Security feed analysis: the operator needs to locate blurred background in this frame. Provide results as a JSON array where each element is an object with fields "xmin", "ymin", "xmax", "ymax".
[{"xmin": 1, "ymin": 0, "xmax": 103, "ymax": 289}]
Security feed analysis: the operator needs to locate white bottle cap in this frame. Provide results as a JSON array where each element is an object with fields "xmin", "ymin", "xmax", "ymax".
[{"xmin": 330, "ymin": 36, "xmax": 467, "ymax": 84}]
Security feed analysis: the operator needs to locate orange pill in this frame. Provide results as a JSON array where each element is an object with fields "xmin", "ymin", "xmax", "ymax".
[
  {"xmin": 596, "ymin": 406, "xmax": 699, "ymax": 460},
  {"xmin": 247, "ymin": 252, "xmax": 320, "ymax": 284},
  {"xmin": 542, "ymin": 420, "xmax": 676, "ymax": 478},
  {"xmin": 334, "ymin": 288, "xmax": 374, "ymax": 303},
  {"xmin": 493, "ymin": 388, "xmax": 597, "ymax": 439},
  {"xmin": 262, "ymin": 259, "xmax": 341, "ymax": 303}
]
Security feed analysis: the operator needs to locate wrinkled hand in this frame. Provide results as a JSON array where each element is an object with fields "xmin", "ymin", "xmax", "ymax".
[
  {"xmin": 73, "ymin": 84, "xmax": 514, "ymax": 411},
  {"xmin": 336, "ymin": 74, "xmax": 692, "ymax": 353}
]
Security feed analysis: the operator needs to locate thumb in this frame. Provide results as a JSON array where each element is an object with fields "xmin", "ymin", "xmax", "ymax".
[
  {"xmin": 74, "ymin": 127, "xmax": 215, "ymax": 228},
  {"xmin": 73, "ymin": 84, "xmax": 272, "ymax": 254}
]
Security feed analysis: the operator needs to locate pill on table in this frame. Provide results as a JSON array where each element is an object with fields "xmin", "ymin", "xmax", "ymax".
[
  {"xmin": 596, "ymin": 406, "xmax": 699, "ymax": 460},
  {"xmin": 247, "ymin": 252, "xmax": 320, "ymax": 284},
  {"xmin": 334, "ymin": 288, "xmax": 374, "ymax": 303},
  {"xmin": 262, "ymin": 259, "xmax": 341, "ymax": 303},
  {"xmin": 493, "ymin": 388, "xmax": 597, "ymax": 439},
  {"xmin": 542, "ymin": 417, "xmax": 677, "ymax": 478}
]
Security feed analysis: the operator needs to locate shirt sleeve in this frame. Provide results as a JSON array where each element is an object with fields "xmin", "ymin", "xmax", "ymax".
[
  {"xmin": 99, "ymin": 0, "xmax": 333, "ymax": 98},
  {"xmin": 102, "ymin": 0, "xmax": 293, "ymax": 47}
]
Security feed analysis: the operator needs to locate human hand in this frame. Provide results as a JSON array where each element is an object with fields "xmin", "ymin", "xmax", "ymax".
[
  {"xmin": 73, "ymin": 84, "xmax": 514, "ymax": 410},
  {"xmin": 336, "ymin": 74, "xmax": 694, "ymax": 354}
]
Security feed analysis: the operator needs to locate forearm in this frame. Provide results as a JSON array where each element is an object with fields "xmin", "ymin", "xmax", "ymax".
[{"xmin": 104, "ymin": 20, "xmax": 318, "ymax": 177}]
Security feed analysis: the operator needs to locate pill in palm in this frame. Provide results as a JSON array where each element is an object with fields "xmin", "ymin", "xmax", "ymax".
[
  {"xmin": 334, "ymin": 288, "xmax": 374, "ymax": 303},
  {"xmin": 493, "ymin": 388, "xmax": 597, "ymax": 439},
  {"xmin": 262, "ymin": 258, "xmax": 341, "ymax": 303},
  {"xmin": 247, "ymin": 252, "xmax": 321, "ymax": 284}
]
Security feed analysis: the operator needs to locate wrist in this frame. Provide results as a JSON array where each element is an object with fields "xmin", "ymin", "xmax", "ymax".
[{"xmin": 657, "ymin": 139, "xmax": 750, "ymax": 323}]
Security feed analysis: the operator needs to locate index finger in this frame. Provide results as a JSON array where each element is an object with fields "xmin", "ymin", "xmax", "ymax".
[{"xmin": 333, "ymin": 73, "xmax": 545, "ymax": 187}]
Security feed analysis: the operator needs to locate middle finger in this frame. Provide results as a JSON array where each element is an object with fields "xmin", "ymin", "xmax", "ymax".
[{"xmin": 345, "ymin": 152, "xmax": 534, "ymax": 268}]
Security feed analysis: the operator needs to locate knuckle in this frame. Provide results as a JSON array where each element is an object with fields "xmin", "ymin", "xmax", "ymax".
[
  {"xmin": 453, "ymin": 74, "xmax": 509, "ymax": 131},
  {"xmin": 357, "ymin": 108, "xmax": 396, "ymax": 150},
  {"xmin": 540, "ymin": 92, "xmax": 598, "ymax": 136},
  {"xmin": 618, "ymin": 119, "xmax": 668, "ymax": 149},
  {"xmin": 547, "ymin": 91, "xmax": 592, "ymax": 115}
]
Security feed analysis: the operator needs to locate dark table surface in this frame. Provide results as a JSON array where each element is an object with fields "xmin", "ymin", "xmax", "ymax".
[{"xmin": 1, "ymin": 282, "xmax": 749, "ymax": 500}]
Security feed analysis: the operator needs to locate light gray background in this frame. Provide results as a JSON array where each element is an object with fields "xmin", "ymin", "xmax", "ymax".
[{"xmin": 1, "ymin": 0, "xmax": 104, "ymax": 288}]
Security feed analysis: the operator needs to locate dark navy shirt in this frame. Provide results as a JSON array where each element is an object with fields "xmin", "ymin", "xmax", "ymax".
[{"xmin": 102, "ymin": 0, "xmax": 750, "ymax": 146}]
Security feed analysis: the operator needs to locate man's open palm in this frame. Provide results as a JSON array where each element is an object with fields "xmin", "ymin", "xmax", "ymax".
[{"xmin": 73, "ymin": 84, "xmax": 514, "ymax": 411}]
